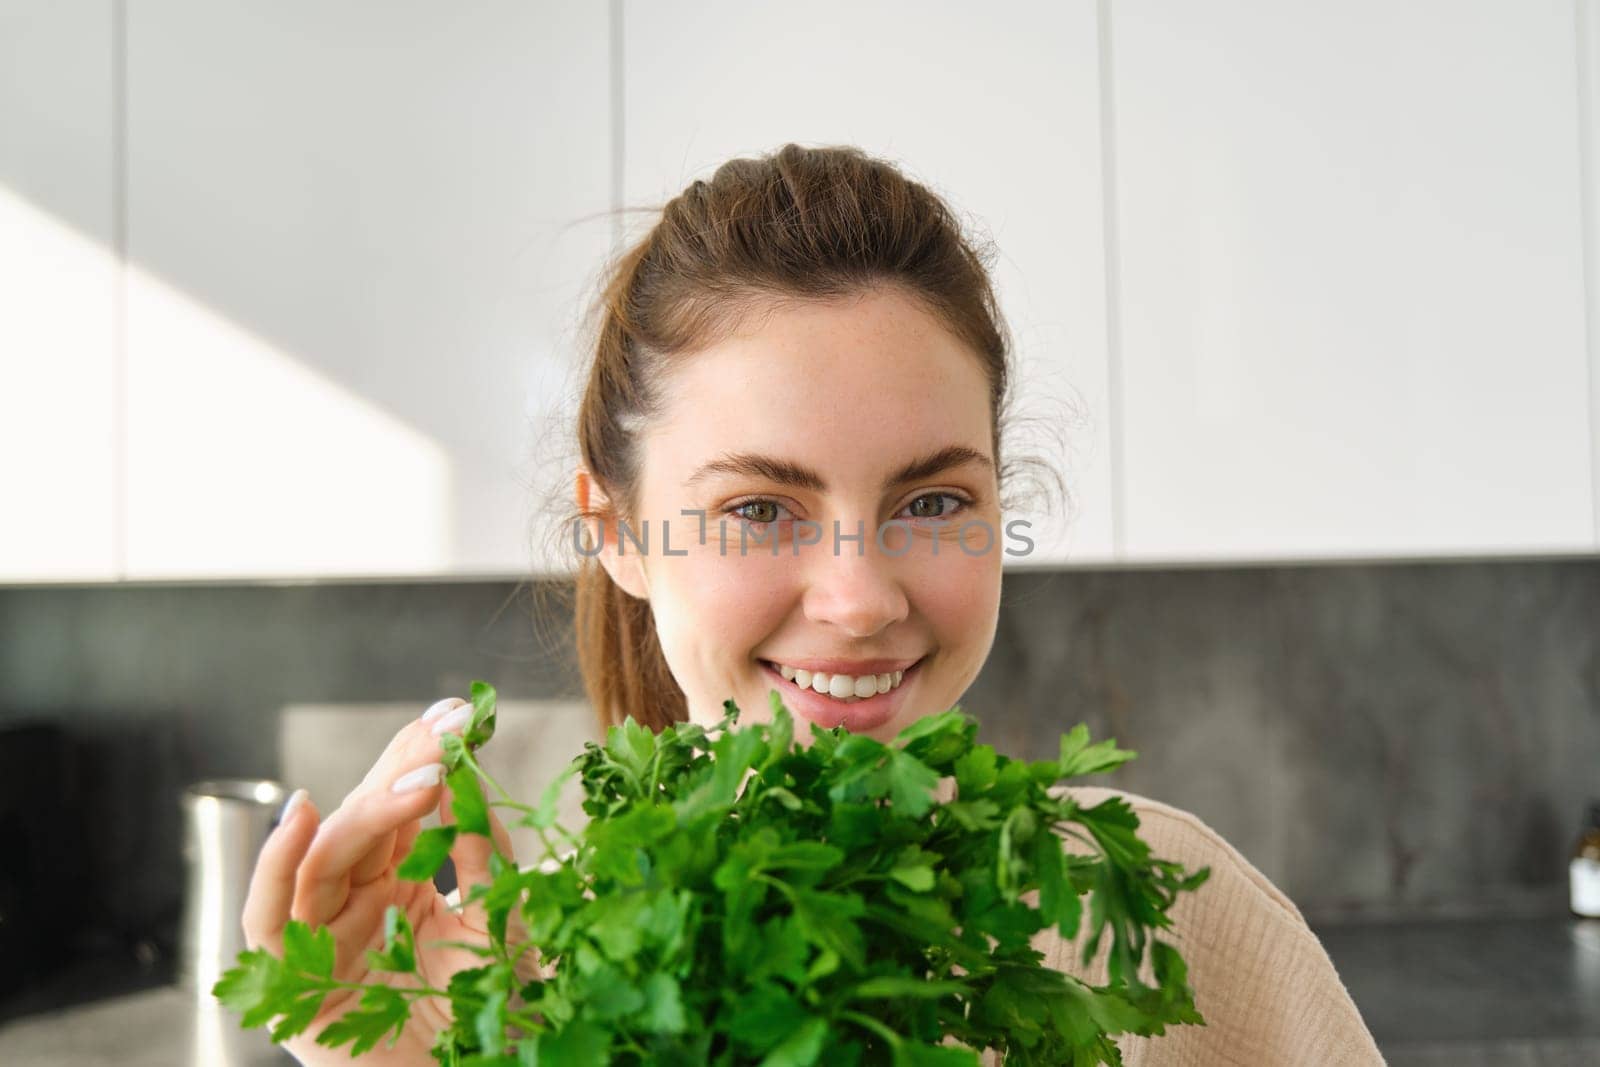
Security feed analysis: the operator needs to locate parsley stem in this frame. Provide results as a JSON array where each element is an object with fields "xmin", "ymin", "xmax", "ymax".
[
  {"xmin": 753, "ymin": 872, "xmax": 798, "ymax": 904},
  {"xmin": 458, "ymin": 747, "xmax": 515, "ymax": 807},
  {"xmin": 839, "ymin": 1009, "xmax": 903, "ymax": 1049},
  {"xmin": 506, "ymin": 1009, "xmax": 546, "ymax": 1033},
  {"xmin": 1056, "ymin": 824, "xmax": 1103, "ymax": 854},
  {"xmin": 461, "ymin": 747, "xmax": 580, "ymax": 860},
  {"xmin": 305, "ymin": 974, "xmax": 455, "ymax": 1000}
]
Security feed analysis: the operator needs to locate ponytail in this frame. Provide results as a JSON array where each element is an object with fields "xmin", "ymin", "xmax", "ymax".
[{"xmin": 572, "ymin": 556, "xmax": 685, "ymax": 733}]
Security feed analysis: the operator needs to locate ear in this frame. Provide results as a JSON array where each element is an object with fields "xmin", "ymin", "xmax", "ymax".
[{"xmin": 575, "ymin": 468, "xmax": 650, "ymax": 601}]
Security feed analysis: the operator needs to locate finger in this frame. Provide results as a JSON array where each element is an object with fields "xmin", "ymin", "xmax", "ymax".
[
  {"xmin": 348, "ymin": 824, "xmax": 398, "ymax": 887},
  {"xmin": 347, "ymin": 697, "xmax": 468, "ymax": 802},
  {"xmin": 242, "ymin": 789, "xmax": 320, "ymax": 952},
  {"xmin": 293, "ymin": 762, "xmax": 445, "ymax": 926},
  {"xmin": 389, "ymin": 816, "xmax": 421, "ymax": 871},
  {"xmin": 346, "ymin": 702, "xmax": 472, "ymax": 880},
  {"xmin": 294, "ymin": 697, "xmax": 470, "ymax": 922}
]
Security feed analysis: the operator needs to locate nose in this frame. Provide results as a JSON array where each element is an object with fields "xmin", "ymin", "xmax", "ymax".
[{"xmin": 799, "ymin": 521, "xmax": 910, "ymax": 638}]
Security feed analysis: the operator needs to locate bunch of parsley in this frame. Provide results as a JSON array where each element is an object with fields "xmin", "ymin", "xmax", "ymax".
[{"xmin": 216, "ymin": 681, "xmax": 1211, "ymax": 1065}]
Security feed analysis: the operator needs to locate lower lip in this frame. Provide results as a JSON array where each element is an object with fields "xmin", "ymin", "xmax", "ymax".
[{"xmin": 758, "ymin": 658, "xmax": 923, "ymax": 735}]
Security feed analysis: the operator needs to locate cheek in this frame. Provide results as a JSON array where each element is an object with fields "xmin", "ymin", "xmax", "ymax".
[
  {"xmin": 649, "ymin": 555, "xmax": 799, "ymax": 730},
  {"xmin": 910, "ymin": 548, "xmax": 1001, "ymax": 661},
  {"xmin": 650, "ymin": 554, "xmax": 795, "ymax": 668}
]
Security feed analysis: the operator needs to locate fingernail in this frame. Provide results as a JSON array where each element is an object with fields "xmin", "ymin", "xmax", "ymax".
[
  {"xmin": 278, "ymin": 787, "xmax": 308, "ymax": 825},
  {"xmin": 391, "ymin": 763, "xmax": 446, "ymax": 794},
  {"xmin": 422, "ymin": 697, "xmax": 466, "ymax": 722},
  {"xmin": 430, "ymin": 703, "xmax": 474, "ymax": 736}
]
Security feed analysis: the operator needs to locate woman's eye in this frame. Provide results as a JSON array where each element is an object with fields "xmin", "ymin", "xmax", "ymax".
[
  {"xmin": 728, "ymin": 499, "xmax": 790, "ymax": 525},
  {"xmin": 903, "ymin": 492, "xmax": 970, "ymax": 520}
]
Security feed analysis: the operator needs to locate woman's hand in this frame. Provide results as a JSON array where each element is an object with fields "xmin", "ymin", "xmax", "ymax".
[{"xmin": 240, "ymin": 697, "xmax": 514, "ymax": 1065}]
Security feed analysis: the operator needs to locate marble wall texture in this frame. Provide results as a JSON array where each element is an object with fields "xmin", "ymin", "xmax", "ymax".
[
  {"xmin": 1, "ymin": 558, "xmax": 1596, "ymax": 955},
  {"xmin": 967, "ymin": 561, "xmax": 1600, "ymax": 923}
]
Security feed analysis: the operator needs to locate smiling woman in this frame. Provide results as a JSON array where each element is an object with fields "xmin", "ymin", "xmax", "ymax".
[
  {"xmin": 241, "ymin": 143, "xmax": 1386, "ymax": 1066},
  {"xmin": 558, "ymin": 144, "xmax": 1044, "ymax": 745}
]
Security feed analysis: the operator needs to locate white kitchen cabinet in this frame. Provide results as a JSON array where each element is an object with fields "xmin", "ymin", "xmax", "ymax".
[
  {"xmin": 1582, "ymin": 0, "xmax": 1600, "ymax": 548},
  {"xmin": 0, "ymin": 1, "xmax": 121, "ymax": 583},
  {"xmin": 1111, "ymin": 0, "xmax": 1596, "ymax": 562},
  {"xmin": 121, "ymin": 1, "xmax": 612, "ymax": 579},
  {"xmin": 622, "ymin": 0, "xmax": 1114, "ymax": 568},
  {"xmin": 10, "ymin": 2, "xmax": 1595, "ymax": 586}
]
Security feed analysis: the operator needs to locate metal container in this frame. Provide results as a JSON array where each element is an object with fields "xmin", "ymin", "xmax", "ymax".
[{"xmin": 177, "ymin": 778, "xmax": 287, "ymax": 998}]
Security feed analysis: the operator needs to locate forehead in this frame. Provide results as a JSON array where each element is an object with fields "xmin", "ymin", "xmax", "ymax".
[{"xmin": 643, "ymin": 289, "xmax": 995, "ymax": 488}]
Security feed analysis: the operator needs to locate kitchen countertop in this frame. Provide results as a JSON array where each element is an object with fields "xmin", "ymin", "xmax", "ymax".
[
  {"xmin": 1316, "ymin": 915, "xmax": 1600, "ymax": 1066},
  {"xmin": 4, "ymin": 916, "xmax": 1599, "ymax": 1064},
  {"xmin": 0, "ymin": 985, "xmax": 293, "ymax": 1066}
]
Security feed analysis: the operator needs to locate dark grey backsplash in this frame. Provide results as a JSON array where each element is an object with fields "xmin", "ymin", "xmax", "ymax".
[
  {"xmin": 2, "ymin": 559, "xmax": 1597, "ymax": 943},
  {"xmin": 973, "ymin": 561, "xmax": 1600, "ymax": 922}
]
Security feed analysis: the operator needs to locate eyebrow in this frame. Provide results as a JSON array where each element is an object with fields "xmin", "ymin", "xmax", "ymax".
[{"xmin": 683, "ymin": 444, "xmax": 993, "ymax": 493}]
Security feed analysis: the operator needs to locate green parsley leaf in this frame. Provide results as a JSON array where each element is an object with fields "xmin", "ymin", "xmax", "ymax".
[
  {"xmin": 396, "ymin": 825, "xmax": 457, "ymax": 882},
  {"xmin": 449, "ymin": 762, "xmax": 492, "ymax": 837},
  {"xmin": 316, "ymin": 984, "xmax": 408, "ymax": 1055}
]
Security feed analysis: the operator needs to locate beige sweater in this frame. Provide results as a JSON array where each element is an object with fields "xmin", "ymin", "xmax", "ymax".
[{"xmin": 971, "ymin": 781, "xmax": 1388, "ymax": 1066}]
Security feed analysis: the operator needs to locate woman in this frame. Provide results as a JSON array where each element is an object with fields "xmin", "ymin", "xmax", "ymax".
[{"xmin": 243, "ymin": 144, "xmax": 1386, "ymax": 1065}]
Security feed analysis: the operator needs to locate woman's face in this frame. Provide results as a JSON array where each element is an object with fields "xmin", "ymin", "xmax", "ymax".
[{"xmin": 584, "ymin": 286, "xmax": 1005, "ymax": 744}]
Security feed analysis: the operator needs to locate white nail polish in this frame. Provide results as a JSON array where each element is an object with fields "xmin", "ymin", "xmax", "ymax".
[
  {"xmin": 391, "ymin": 763, "xmax": 446, "ymax": 794},
  {"xmin": 422, "ymin": 697, "xmax": 465, "ymax": 722},
  {"xmin": 430, "ymin": 703, "xmax": 474, "ymax": 736},
  {"xmin": 278, "ymin": 787, "xmax": 308, "ymax": 825}
]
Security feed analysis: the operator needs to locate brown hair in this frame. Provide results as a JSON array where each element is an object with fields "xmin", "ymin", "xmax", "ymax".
[{"xmin": 533, "ymin": 143, "xmax": 1067, "ymax": 736}]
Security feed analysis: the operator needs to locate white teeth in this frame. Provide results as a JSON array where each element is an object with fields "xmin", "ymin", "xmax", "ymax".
[{"xmin": 767, "ymin": 661, "xmax": 914, "ymax": 701}]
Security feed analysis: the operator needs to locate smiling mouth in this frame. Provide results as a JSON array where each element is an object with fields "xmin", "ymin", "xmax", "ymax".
[{"xmin": 757, "ymin": 657, "xmax": 925, "ymax": 704}]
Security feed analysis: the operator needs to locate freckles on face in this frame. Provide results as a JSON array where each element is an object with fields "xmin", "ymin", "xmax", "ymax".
[{"xmin": 629, "ymin": 287, "xmax": 1006, "ymax": 735}]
